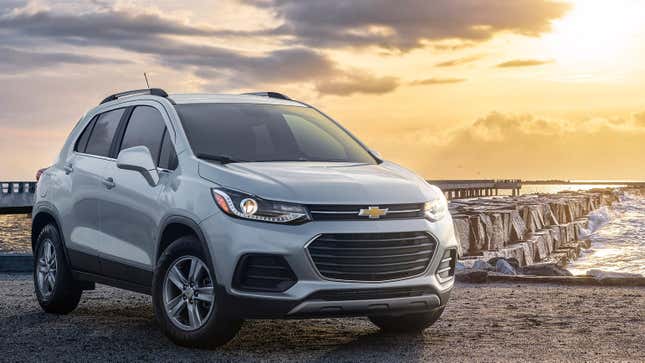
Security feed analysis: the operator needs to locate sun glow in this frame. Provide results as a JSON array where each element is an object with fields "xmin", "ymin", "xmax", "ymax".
[{"xmin": 542, "ymin": 0, "xmax": 643, "ymax": 75}]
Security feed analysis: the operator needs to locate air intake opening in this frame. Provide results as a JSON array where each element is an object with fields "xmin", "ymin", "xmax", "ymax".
[
  {"xmin": 233, "ymin": 254, "xmax": 297, "ymax": 292},
  {"xmin": 436, "ymin": 248, "xmax": 457, "ymax": 282}
]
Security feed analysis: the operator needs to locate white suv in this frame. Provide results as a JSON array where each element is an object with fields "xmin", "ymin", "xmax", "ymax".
[{"xmin": 32, "ymin": 89, "xmax": 458, "ymax": 348}]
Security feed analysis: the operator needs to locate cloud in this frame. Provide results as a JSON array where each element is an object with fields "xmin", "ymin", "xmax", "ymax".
[
  {"xmin": 496, "ymin": 59, "xmax": 554, "ymax": 68},
  {"xmin": 0, "ymin": 0, "xmax": 24, "ymax": 15},
  {"xmin": 0, "ymin": 6, "xmax": 340, "ymax": 86},
  {"xmin": 435, "ymin": 54, "xmax": 484, "ymax": 67},
  {"xmin": 0, "ymin": 47, "xmax": 129, "ymax": 72},
  {"xmin": 0, "ymin": 7, "xmax": 221, "ymax": 41},
  {"xmin": 372, "ymin": 111, "xmax": 645, "ymax": 180},
  {"xmin": 315, "ymin": 73, "xmax": 399, "ymax": 96},
  {"xmin": 244, "ymin": 0, "xmax": 570, "ymax": 50},
  {"xmin": 632, "ymin": 111, "xmax": 645, "ymax": 127},
  {"xmin": 410, "ymin": 77, "xmax": 466, "ymax": 86}
]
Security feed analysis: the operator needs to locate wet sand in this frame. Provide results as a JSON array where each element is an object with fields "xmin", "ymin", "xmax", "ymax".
[
  {"xmin": 0, "ymin": 274, "xmax": 642, "ymax": 362},
  {"xmin": 0, "ymin": 214, "xmax": 31, "ymax": 254}
]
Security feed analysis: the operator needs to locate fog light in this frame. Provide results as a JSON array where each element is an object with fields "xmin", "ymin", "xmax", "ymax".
[{"xmin": 240, "ymin": 198, "xmax": 258, "ymax": 215}]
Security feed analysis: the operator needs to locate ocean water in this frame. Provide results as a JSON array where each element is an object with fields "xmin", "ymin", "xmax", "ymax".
[{"xmin": 567, "ymin": 190, "xmax": 645, "ymax": 275}]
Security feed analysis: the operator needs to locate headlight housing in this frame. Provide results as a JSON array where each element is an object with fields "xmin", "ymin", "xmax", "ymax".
[
  {"xmin": 424, "ymin": 194, "xmax": 448, "ymax": 222},
  {"xmin": 211, "ymin": 188, "xmax": 311, "ymax": 224}
]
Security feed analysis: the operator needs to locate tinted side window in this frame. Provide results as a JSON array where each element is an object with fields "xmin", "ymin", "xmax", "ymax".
[
  {"xmin": 158, "ymin": 130, "xmax": 178, "ymax": 170},
  {"xmin": 85, "ymin": 109, "xmax": 125, "ymax": 157},
  {"xmin": 74, "ymin": 116, "xmax": 97, "ymax": 152},
  {"xmin": 120, "ymin": 106, "xmax": 166, "ymax": 163}
]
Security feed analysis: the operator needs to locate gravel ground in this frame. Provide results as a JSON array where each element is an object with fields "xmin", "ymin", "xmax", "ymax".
[{"xmin": 0, "ymin": 274, "xmax": 643, "ymax": 362}]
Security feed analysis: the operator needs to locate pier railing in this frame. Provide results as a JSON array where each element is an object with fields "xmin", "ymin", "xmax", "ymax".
[
  {"xmin": 428, "ymin": 179, "xmax": 522, "ymax": 200},
  {"xmin": 0, "ymin": 181, "xmax": 36, "ymax": 214}
]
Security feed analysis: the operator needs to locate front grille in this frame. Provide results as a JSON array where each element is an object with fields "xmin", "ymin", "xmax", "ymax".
[
  {"xmin": 307, "ymin": 203, "xmax": 424, "ymax": 221},
  {"xmin": 307, "ymin": 286, "xmax": 434, "ymax": 301},
  {"xmin": 233, "ymin": 254, "xmax": 297, "ymax": 292},
  {"xmin": 307, "ymin": 232, "xmax": 437, "ymax": 282}
]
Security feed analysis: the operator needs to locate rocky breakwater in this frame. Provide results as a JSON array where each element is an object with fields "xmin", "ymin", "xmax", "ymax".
[{"xmin": 450, "ymin": 189, "xmax": 619, "ymax": 272}]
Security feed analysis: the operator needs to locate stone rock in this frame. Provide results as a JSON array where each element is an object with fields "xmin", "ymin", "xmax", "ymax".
[
  {"xmin": 586, "ymin": 269, "xmax": 644, "ymax": 279},
  {"xmin": 509, "ymin": 210, "xmax": 527, "ymax": 242},
  {"xmin": 452, "ymin": 217, "xmax": 472, "ymax": 256},
  {"xmin": 469, "ymin": 215, "xmax": 487, "ymax": 252},
  {"xmin": 543, "ymin": 204, "xmax": 559, "ymax": 226},
  {"xmin": 494, "ymin": 258, "xmax": 517, "ymax": 275},
  {"xmin": 518, "ymin": 242, "xmax": 533, "ymax": 266},
  {"xmin": 455, "ymin": 269, "xmax": 488, "ymax": 283},
  {"xmin": 549, "ymin": 226, "xmax": 561, "ymax": 249},
  {"xmin": 586, "ymin": 269, "xmax": 645, "ymax": 286},
  {"xmin": 489, "ymin": 213, "xmax": 506, "ymax": 250},
  {"xmin": 519, "ymin": 263, "xmax": 572, "ymax": 276},
  {"xmin": 488, "ymin": 257, "xmax": 520, "ymax": 271},
  {"xmin": 479, "ymin": 214, "xmax": 493, "ymax": 249},
  {"xmin": 500, "ymin": 244, "xmax": 527, "ymax": 266},
  {"xmin": 573, "ymin": 219, "xmax": 588, "ymax": 240},
  {"xmin": 472, "ymin": 260, "xmax": 495, "ymax": 271}
]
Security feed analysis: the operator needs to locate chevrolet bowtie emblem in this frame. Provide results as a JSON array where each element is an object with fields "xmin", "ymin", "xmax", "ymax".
[{"xmin": 358, "ymin": 206, "xmax": 389, "ymax": 219}]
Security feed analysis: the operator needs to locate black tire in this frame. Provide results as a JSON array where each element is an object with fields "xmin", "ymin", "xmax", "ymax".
[
  {"xmin": 369, "ymin": 307, "xmax": 445, "ymax": 333},
  {"xmin": 33, "ymin": 224, "xmax": 82, "ymax": 314},
  {"xmin": 152, "ymin": 236, "xmax": 242, "ymax": 349}
]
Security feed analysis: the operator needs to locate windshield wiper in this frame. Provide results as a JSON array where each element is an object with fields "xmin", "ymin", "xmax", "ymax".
[{"xmin": 196, "ymin": 153, "xmax": 247, "ymax": 164}]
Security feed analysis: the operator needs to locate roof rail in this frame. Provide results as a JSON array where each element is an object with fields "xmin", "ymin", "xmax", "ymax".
[
  {"xmin": 100, "ymin": 88, "xmax": 169, "ymax": 105},
  {"xmin": 242, "ymin": 91, "xmax": 291, "ymax": 100}
]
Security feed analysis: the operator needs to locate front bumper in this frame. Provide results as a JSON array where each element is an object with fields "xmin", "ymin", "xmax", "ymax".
[{"xmin": 199, "ymin": 212, "xmax": 458, "ymax": 319}]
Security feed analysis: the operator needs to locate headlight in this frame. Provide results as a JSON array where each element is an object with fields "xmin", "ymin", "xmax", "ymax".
[
  {"xmin": 211, "ymin": 188, "xmax": 310, "ymax": 224},
  {"xmin": 424, "ymin": 195, "xmax": 448, "ymax": 222}
]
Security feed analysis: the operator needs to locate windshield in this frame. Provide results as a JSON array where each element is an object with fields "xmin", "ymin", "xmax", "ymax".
[{"xmin": 176, "ymin": 103, "xmax": 377, "ymax": 164}]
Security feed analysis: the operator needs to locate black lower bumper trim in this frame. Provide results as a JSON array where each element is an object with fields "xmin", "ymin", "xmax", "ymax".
[{"xmin": 217, "ymin": 284, "xmax": 453, "ymax": 319}]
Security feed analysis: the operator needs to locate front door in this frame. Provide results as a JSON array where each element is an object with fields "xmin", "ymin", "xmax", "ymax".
[{"xmin": 98, "ymin": 105, "xmax": 175, "ymax": 285}]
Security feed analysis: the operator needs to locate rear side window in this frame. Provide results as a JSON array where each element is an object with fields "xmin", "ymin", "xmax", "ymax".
[
  {"xmin": 120, "ymin": 106, "xmax": 166, "ymax": 163},
  {"xmin": 74, "ymin": 116, "xmax": 97, "ymax": 153},
  {"xmin": 85, "ymin": 108, "xmax": 125, "ymax": 157}
]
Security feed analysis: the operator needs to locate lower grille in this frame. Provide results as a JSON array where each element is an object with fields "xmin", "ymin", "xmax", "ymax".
[
  {"xmin": 307, "ymin": 232, "xmax": 437, "ymax": 282},
  {"xmin": 307, "ymin": 286, "xmax": 434, "ymax": 301},
  {"xmin": 233, "ymin": 254, "xmax": 297, "ymax": 292}
]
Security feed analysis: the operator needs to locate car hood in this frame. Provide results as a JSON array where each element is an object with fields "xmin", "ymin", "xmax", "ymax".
[{"xmin": 198, "ymin": 161, "xmax": 440, "ymax": 205}]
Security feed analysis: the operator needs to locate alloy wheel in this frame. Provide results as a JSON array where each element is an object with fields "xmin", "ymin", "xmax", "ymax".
[
  {"xmin": 37, "ymin": 239, "xmax": 57, "ymax": 298},
  {"xmin": 163, "ymin": 256, "xmax": 215, "ymax": 331}
]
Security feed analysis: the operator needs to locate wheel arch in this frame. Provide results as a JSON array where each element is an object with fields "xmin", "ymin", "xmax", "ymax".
[
  {"xmin": 156, "ymin": 216, "xmax": 213, "ymax": 268},
  {"xmin": 31, "ymin": 206, "xmax": 71, "ymax": 266}
]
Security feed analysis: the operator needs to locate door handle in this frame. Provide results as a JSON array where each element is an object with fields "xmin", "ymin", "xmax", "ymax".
[
  {"xmin": 102, "ymin": 177, "xmax": 116, "ymax": 189},
  {"xmin": 63, "ymin": 163, "xmax": 74, "ymax": 174}
]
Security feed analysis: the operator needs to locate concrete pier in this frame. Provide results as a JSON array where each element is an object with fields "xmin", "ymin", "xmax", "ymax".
[{"xmin": 429, "ymin": 179, "xmax": 522, "ymax": 200}]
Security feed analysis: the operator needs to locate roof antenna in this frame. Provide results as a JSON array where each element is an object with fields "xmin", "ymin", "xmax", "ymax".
[{"xmin": 144, "ymin": 72, "xmax": 151, "ymax": 89}]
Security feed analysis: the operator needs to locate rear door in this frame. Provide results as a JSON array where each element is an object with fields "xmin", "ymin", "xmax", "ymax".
[
  {"xmin": 99, "ymin": 105, "xmax": 178, "ymax": 284},
  {"xmin": 63, "ymin": 108, "xmax": 127, "ymax": 274}
]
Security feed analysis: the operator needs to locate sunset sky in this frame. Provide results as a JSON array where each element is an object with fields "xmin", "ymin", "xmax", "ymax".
[{"xmin": 1, "ymin": 0, "xmax": 644, "ymax": 180}]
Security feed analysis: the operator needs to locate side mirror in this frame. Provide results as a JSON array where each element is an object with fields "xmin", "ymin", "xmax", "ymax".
[{"xmin": 117, "ymin": 146, "xmax": 160, "ymax": 186}]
